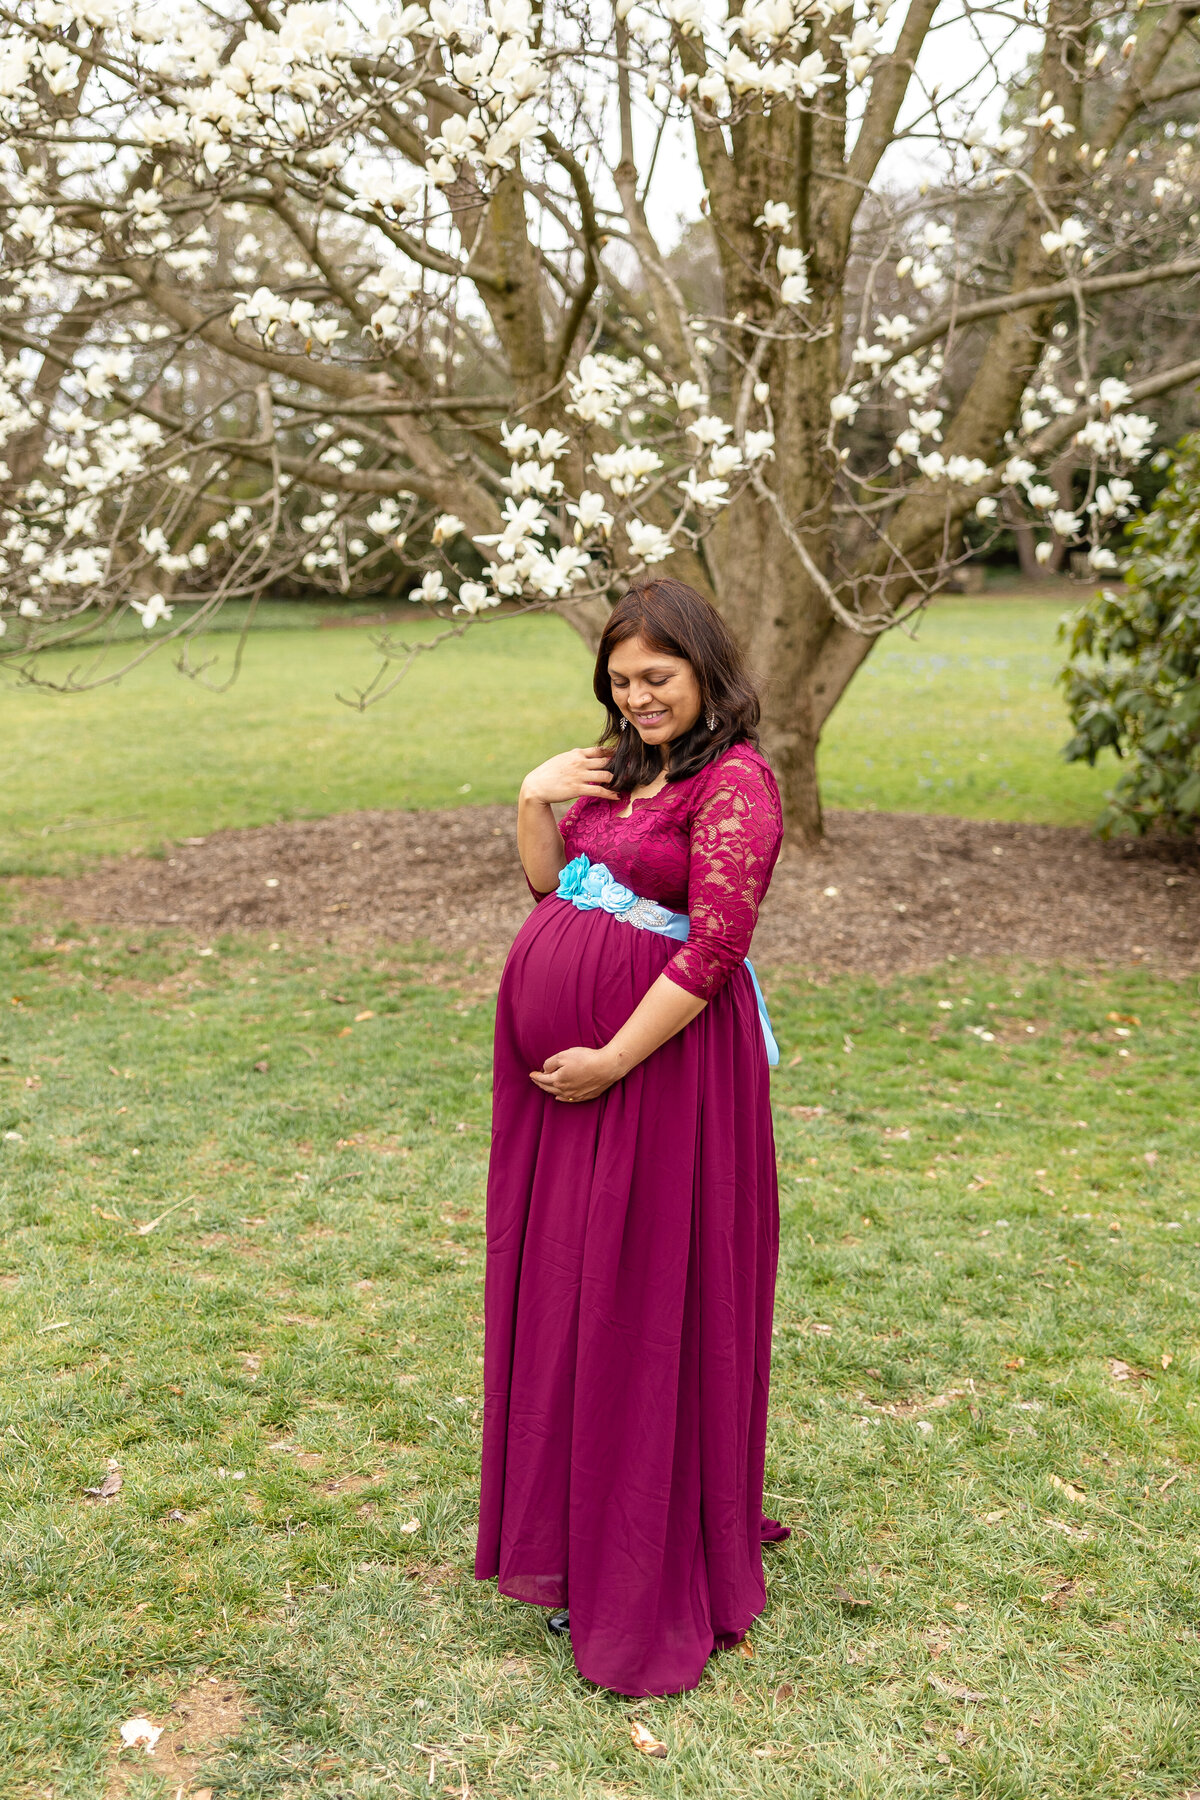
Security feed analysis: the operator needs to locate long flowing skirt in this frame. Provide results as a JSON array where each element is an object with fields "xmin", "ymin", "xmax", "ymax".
[{"xmin": 475, "ymin": 896, "xmax": 781, "ymax": 1697}]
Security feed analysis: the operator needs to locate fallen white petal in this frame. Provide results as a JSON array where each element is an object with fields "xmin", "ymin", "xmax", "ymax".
[{"xmin": 119, "ymin": 1718, "xmax": 163, "ymax": 1752}]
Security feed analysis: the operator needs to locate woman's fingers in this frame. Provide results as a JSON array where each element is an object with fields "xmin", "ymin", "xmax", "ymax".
[
  {"xmin": 531, "ymin": 1074, "xmax": 578, "ymax": 1098},
  {"xmin": 532, "ymin": 1052, "xmax": 583, "ymax": 1097},
  {"xmin": 529, "ymin": 1047, "xmax": 614, "ymax": 1103},
  {"xmin": 522, "ymin": 745, "xmax": 615, "ymax": 804},
  {"xmin": 562, "ymin": 748, "xmax": 616, "ymax": 801}
]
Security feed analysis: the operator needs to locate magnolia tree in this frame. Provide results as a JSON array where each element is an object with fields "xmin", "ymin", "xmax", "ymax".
[{"xmin": 1, "ymin": 0, "xmax": 1199, "ymax": 838}]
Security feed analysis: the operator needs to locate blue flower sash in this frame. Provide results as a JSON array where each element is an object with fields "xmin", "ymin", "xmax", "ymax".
[{"xmin": 554, "ymin": 852, "xmax": 779, "ymax": 1066}]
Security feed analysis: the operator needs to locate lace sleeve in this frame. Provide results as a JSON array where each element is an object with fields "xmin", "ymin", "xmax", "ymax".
[{"xmin": 663, "ymin": 752, "xmax": 783, "ymax": 1002}]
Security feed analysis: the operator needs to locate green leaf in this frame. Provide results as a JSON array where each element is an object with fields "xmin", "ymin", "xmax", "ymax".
[
  {"xmin": 1173, "ymin": 770, "xmax": 1200, "ymax": 817},
  {"xmin": 1060, "ymin": 432, "xmax": 1200, "ymax": 836}
]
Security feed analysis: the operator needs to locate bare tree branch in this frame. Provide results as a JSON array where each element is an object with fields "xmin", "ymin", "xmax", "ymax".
[
  {"xmin": 887, "ymin": 252, "xmax": 1200, "ymax": 364},
  {"xmin": 1092, "ymin": 1, "xmax": 1200, "ymax": 159},
  {"xmin": 838, "ymin": 0, "xmax": 942, "ymax": 246}
]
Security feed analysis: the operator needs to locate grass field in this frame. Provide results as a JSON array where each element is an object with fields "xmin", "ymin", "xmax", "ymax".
[
  {"xmin": 2, "ymin": 920, "xmax": 1198, "ymax": 1799},
  {"xmin": 0, "ymin": 598, "xmax": 1111, "ymax": 877},
  {"xmin": 6, "ymin": 586, "xmax": 1193, "ymax": 1796},
  {"xmin": 817, "ymin": 600, "xmax": 1108, "ymax": 824}
]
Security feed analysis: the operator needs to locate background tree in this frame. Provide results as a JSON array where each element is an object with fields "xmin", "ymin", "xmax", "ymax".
[
  {"xmin": 1, "ymin": 0, "xmax": 1199, "ymax": 839},
  {"xmin": 1061, "ymin": 432, "xmax": 1200, "ymax": 833}
]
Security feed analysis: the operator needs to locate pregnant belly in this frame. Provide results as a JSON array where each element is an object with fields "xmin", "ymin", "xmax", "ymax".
[{"xmin": 500, "ymin": 897, "xmax": 675, "ymax": 1071}]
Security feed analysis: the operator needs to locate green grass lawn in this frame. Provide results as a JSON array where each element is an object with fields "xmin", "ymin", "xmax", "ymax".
[
  {"xmin": 2, "ymin": 919, "xmax": 1198, "ymax": 1798},
  {"xmin": 1, "ymin": 599, "xmax": 1111, "ymax": 877},
  {"xmin": 818, "ymin": 600, "xmax": 1110, "ymax": 825}
]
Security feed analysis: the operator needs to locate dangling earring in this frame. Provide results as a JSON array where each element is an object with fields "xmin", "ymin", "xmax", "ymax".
[
  {"xmin": 706, "ymin": 709, "xmax": 718, "ymax": 732},
  {"xmin": 619, "ymin": 716, "xmax": 628, "ymax": 731}
]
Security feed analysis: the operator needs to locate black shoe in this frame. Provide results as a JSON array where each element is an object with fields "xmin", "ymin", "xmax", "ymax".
[{"xmin": 546, "ymin": 1608, "xmax": 570, "ymax": 1637}]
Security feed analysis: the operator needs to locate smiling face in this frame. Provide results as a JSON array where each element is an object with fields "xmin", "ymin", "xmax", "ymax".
[{"xmin": 606, "ymin": 633, "xmax": 703, "ymax": 753}]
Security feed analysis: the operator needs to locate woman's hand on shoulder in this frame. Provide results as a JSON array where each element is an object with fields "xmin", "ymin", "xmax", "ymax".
[{"xmin": 520, "ymin": 747, "xmax": 617, "ymax": 806}]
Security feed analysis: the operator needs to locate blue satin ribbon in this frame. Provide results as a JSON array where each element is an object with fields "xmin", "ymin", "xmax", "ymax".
[{"xmin": 553, "ymin": 852, "xmax": 780, "ymax": 1067}]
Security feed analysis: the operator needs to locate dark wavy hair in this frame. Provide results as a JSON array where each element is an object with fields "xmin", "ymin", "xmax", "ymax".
[{"xmin": 594, "ymin": 578, "xmax": 762, "ymax": 795}]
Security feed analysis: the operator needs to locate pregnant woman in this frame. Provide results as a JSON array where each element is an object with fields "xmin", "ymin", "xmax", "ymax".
[{"xmin": 475, "ymin": 576, "xmax": 788, "ymax": 1698}]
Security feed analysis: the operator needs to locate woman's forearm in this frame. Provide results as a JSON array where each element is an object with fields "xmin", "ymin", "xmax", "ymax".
[
  {"xmin": 517, "ymin": 787, "xmax": 568, "ymax": 895},
  {"xmin": 603, "ymin": 971, "xmax": 706, "ymax": 1078}
]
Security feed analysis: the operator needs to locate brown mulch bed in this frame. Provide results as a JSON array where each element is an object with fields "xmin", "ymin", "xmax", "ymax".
[{"xmin": 19, "ymin": 805, "xmax": 1200, "ymax": 977}]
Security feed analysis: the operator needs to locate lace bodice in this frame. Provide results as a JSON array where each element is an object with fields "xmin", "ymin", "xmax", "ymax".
[{"xmin": 545, "ymin": 743, "xmax": 783, "ymax": 1001}]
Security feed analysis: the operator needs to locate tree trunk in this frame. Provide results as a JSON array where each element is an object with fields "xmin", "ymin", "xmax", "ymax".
[
  {"xmin": 759, "ymin": 692, "xmax": 825, "ymax": 846},
  {"xmin": 684, "ymin": 53, "xmax": 849, "ymax": 845},
  {"xmin": 1047, "ymin": 451, "xmax": 1077, "ymax": 573},
  {"xmin": 713, "ymin": 503, "xmax": 854, "ymax": 845},
  {"xmin": 1006, "ymin": 493, "xmax": 1045, "ymax": 582},
  {"xmin": 559, "ymin": 592, "xmax": 611, "ymax": 655}
]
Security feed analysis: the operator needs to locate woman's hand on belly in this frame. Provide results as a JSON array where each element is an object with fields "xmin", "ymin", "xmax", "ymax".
[
  {"xmin": 529, "ymin": 972, "xmax": 708, "ymax": 1101},
  {"xmin": 530, "ymin": 1045, "xmax": 620, "ymax": 1103}
]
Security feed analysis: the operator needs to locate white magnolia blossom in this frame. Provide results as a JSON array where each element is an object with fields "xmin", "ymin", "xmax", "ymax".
[
  {"xmin": 1091, "ymin": 479, "xmax": 1135, "ymax": 518},
  {"xmin": 755, "ymin": 200, "xmax": 794, "ymax": 232},
  {"xmin": 454, "ymin": 580, "xmax": 499, "ymax": 613},
  {"xmin": 946, "ymin": 456, "xmax": 990, "ymax": 485},
  {"xmin": 1025, "ymin": 100, "xmax": 1075, "ymax": 138},
  {"xmin": 686, "ymin": 414, "xmax": 733, "ymax": 448},
  {"xmin": 566, "ymin": 355, "xmax": 635, "ymax": 428},
  {"xmin": 591, "ymin": 446, "xmax": 664, "ymax": 495},
  {"xmin": 743, "ymin": 431, "xmax": 776, "ymax": 462},
  {"xmin": 887, "ymin": 354, "xmax": 944, "ymax": 401},
  {"xmin": 626, "ymin": 519, "xmax": 675, "ymax": 564},
  {"xmin": 501, "ymin": 459, "xmax": 562, "ymax": 498},
  {"xmin": 1074, "ymin": 412, "xmax": 1156, "ymax": 460},
  {"xmin": 1041, "ymin": 216, "xmax": 1088, "ymax": 255},
  {"xmin": 678, "ymin": 474, "xmax": 731, "ymax": 511},
  {"xmin": 839, "ymin": 17, "xmax": 884, "ymax": 82},
  {"xmin": 565, "ymin": 492, "xmax": 614, "ymax": 538},
  {"xmin": 708, "ymin": 444, "xmax": 743, "ymax": 476},
  {"xmin": 410, "ymin": 570, "xmax": 450, "ymax": 604},
  {"xmin": 777, "ymin": 246, "xmax": 812, "ymax": 307},
  {"xmin": 672, "ymin": 382, "xmax": 706, "ymax": 413},
  {"xmin": 130, "ymin": 592, "xmax": 174, "ymax": 628},
  {"xmin": 851, "ymin": 337, "xmax": 889, "ymax": 373}
]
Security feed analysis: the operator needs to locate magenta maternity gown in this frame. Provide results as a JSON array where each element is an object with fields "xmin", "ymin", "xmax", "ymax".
[{"xmin": 475, "ymin": 742, "xmax": 785, "ymax": 1697}]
